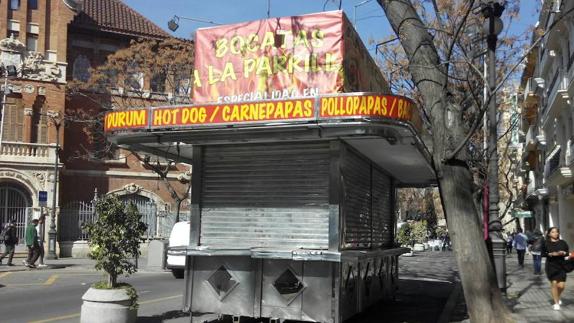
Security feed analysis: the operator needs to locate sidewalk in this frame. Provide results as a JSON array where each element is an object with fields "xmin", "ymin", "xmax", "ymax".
[
  {"xmin": 0, "ymin": 254, "xmax": 163, "ymax": 273},
  {"xmin": 505, "ymin": 253, "xmax": 574, "ymax": 322}
]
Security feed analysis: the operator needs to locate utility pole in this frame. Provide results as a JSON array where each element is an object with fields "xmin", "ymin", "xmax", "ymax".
[
  {"xmin": 46, "ymin": 112, "xmax": 62, "ymax": 260},
  {"xmin": 482, "ymin": 0, "xmax": 506, "ymax": 291}
]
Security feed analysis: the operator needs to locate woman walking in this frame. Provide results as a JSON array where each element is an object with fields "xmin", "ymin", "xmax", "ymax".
[{"xmin": 542, "ymin": 227, "xmax": 570, "ymax": 310}]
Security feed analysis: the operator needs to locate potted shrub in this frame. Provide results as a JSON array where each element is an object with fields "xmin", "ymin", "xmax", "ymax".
[{"xmin": 80, "ymin": 195, "xmax": 147, "ymax": 323}]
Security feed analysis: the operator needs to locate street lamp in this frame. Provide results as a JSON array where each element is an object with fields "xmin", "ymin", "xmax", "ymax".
[
  {"xmin": 46, "ymin": 112, "xmax": 62, "ymax": 260},
  {"xmin": 482, "ymin": 0, "xmax": 506, "ymax": 291},
  {"xmin": 167, "ymin": 15, "xmax": 221, "ymax": 32}
]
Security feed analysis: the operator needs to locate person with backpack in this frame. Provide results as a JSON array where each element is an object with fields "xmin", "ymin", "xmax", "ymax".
[
  {"xmin": 0, "ymin": 220, "xmax": 18, "ymax": 266},
  {"xmin": 513, "ymin": 228, "xmax": 528, "ymax": 268},
  {"xmin": 528, "ymin": 231, "xmax": 544, "ymax": 275}
]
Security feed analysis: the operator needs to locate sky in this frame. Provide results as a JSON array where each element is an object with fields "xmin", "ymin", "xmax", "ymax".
[{"xmin": 123, "ymin": 0, "xmax": 540, "ymax": 57}]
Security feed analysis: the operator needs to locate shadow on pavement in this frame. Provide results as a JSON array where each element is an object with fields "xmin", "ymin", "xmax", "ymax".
[
  {"xmin": 137, "ymin": 310, "xmax": 190, "ymax": 322},
  {"xmin": 347, "ymin": 279, "xmax": 454, "ymax": 323}
]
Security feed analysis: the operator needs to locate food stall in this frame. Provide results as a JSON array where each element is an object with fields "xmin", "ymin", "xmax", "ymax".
[{"xmin": 105, "ymin": 11, "xmax": 435, "ymax": 323}]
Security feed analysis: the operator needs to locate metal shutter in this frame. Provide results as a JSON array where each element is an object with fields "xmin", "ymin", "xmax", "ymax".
[
  {"xmin": 200, "ymin": 141, "xmax": 331, "ymax": 249},
  {"xmin": 372, "ymin": 168, "xmax": 393, "ymax": 247},
  {"xmin": 341, "ymin": 147, "xmax": 372, "ymax": 249}
]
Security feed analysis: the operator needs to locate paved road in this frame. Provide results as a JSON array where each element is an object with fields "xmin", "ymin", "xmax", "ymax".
[
  {"xmin": 0, "ymin": 251, "xmax": 463, "ymax": 323},
  {"xmin": 0, "ymin": 268, "xmax": 184, "ymax": 323}
]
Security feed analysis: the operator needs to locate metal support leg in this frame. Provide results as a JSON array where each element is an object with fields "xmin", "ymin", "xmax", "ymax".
[{"xmin": 490, "ymin": 233, "xmax": 507, "ymax": 292}]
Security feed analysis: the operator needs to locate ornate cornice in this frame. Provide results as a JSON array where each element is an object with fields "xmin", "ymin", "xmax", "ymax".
[
  {"xmin": 0, "ymin": 34, "xmax": 26, "ymax": 54},
  {"xmin": 0, "ymin": 35, "xmax": 64, "ymax": 83}
]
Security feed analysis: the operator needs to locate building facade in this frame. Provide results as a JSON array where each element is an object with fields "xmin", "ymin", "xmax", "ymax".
[
  {"xmin": 0, "ymin": 0, "xmax": 192, "ymax": 256},
  {"xmin": 517, "ymin": 0, "xmax": 574, "ymax": 245}
]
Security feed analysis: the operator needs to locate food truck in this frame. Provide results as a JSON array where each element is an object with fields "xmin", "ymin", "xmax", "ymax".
[{"xmin": 105, "ymin": 11, "xmax": 435, "ymax": 323}]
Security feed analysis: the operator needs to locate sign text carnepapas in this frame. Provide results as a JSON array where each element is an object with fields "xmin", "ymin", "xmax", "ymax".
[{"xmin": 150, "ymin": 98, "xmax": 314, "ymax": 128}]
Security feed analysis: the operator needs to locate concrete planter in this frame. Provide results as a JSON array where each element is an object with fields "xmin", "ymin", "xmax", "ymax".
[{"xmin": 81, "ymin": 287, "xmax": 137, "ymax": 323}]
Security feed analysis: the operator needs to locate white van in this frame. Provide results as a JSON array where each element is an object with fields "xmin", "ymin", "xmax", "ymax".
[{"xmin": 166, "ymin": 221, "xmax": 190, "ymax": 278}]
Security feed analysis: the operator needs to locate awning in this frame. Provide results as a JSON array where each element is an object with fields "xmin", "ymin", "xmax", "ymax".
[{"xmin": 104, "ymin": 92, "xmax": 436, "ymax": 187}]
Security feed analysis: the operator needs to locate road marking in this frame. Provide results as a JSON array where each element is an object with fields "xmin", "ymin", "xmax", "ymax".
[
  {"xmin": 43, "ymin": 274, "xmax": 58, "ymax": 285},
  {"xmin": 28, "ymin": 313, "xmax": 80, "ymax": 323},
  {"xmin": 139, "ymin": 294, "xmax": 182, "ymax": 304},
  {"xmin": 0, "ymin": 272, "xmax": 12, "ymax": 278},
  {"xmin": 28, "ymin": 294, "xmax": 183, "ymax": 323},
  {"xmin": 4, "ymin": 274, "xmax": 59, "ymax": 287}
]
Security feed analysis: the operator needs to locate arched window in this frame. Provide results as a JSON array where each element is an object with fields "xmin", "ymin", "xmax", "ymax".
[
  {"xmin": 72, "ymin": 55, "xmax": 91, "ymax": 82},
  {"xmin": 119, "ymin": 194, "xmax": 157, "ymax": 238},
  {"xmin": 0, "ymin": 183, "xmax": 32, "ymax": 242}
]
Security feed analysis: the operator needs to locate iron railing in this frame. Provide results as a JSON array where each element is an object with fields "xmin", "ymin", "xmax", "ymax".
[
  {"xmin": 58, "ymin": 194, "xmax": 179, "ymax": 241},
  {"xmin": 546, "ymin": 147, "xmax": 562, "ymax": 178}
]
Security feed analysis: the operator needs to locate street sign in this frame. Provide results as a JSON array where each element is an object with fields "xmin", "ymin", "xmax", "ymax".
[
  {"xmin": 512, "ymin": 210, "xmax": 532, "ymax": 218},
  {"xmin": 39, "ymin": 191, "xmax": 48, "ymax": 207}
]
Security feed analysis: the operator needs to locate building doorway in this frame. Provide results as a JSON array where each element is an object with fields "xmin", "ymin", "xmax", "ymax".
[
  {"xmin": 119, "ymin": 194, "xmax": 157, "ymax": 239},
  {"xmin": 0, "ymin": 183, "xmax": 32, "ymax": 243}
]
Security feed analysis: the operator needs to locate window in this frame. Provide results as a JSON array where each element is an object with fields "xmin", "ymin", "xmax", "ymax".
[
  {"xmin": 2, "ymin": 96, "xmax": 24, "ymax": 142},
  {"xmin": 150, "ymin": 73, "xmax": 166, "ymax": 93},
  {"xmin": 10, "ymin": 0, "xmax": 20, "ymax": 10},
  {"xmin": 72, "ymin": 55, "xmax": 91, "ymax": 82},
  {"xmin": 28, "ymin": 0, "xmax": 38, "ymax": 9},
  {"xmin": 174, "ymin": 71, "xmax": 192, "ymax": 97},
  {"xmin": 124, "ymin": 61, "xmax": 143, "ymax": 91},
  {"xmin": 31, "ymin": 97, "xmax": 48, "ymax": 144},
  {"xmin": 26, "ymin": 34, "xmax": 38, "ymax": 52}
]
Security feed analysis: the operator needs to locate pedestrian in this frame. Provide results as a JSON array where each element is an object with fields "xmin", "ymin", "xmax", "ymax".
[
  {"xmin": 0, "ymin": 220, "xmax": 18, "ymax": 266},
  {"xmin": 36, "ymin": 214, "xmax": 47, "ymax": 268},
  {"xmin": 528, "ymin": 231, "xmax": 544, "ymax": 275},
  {"xmin": 441, "ymin": 233, "xmax": 451, "ymax": 251},
  {"xmin": 506, "ymin": 234, "xmax": 513, "ymax": 254},
  {"xmin": 24, "ymin": 219, "xmax": 41, "ymax": 268},
  {"xmin": 542, "ymin": 227, "xmax": 570, "ymax": 311},
  {"xmin": 513, "ymin": 229, "xmax": 528, "ymax": 268}
]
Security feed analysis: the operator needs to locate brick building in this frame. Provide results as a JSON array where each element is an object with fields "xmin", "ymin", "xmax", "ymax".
[{"xmin": 0, "ymin": 0, "xmax": 191, "ymax": 256}]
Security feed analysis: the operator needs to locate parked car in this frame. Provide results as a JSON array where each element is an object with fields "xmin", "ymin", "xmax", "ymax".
[{"xmin": 166, "ymin": 221, "xmax": 190, "ymax": 278}]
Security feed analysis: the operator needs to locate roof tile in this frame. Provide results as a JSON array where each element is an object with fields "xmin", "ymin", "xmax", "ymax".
[{"xmin": 71, "ymin": 0, "xmax": 170, "ymax": 39}]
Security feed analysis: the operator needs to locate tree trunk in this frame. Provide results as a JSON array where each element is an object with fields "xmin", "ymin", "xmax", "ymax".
[
  {"xmin": 107, "ymin": 273, "xmax": 117, "ymax": 288},
  {"xmin": 376, "ymin": 0, "xmax": 515, "ymax": 321},
  {"xmin": 438, "ymin": 162, "xmax": 513, "ymax": 322}
]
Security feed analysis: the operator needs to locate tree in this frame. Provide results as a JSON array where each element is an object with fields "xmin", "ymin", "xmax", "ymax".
[
  {"xmin": 84, "ymin": 195, "xmax": 147, "ymax": 288},
  {"xmin": 398, "ymin": 188, "xmax": 443, "ymax": 236},
  {"xmin": 375, "ymin": 1, "xmax": 528, "ymax": 321},
  {"xmin": 66, "ymin": 37, "xmax": 194, "ymax": 221}
]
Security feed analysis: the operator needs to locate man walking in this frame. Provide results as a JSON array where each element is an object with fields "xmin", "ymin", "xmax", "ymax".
[
  {"xmin": 513, "ymin": 228, "xmax": 528, "ymax": 268},
  {"xmin": 36, "ymin": 214, "xmax": 47, "ymax": 268},
  {"xmin": 0, "ymin": 220, "xmax": 18, "ymax": 266},
  {"xmin": 24, "ymin": 219, "xmax": 40, "ymax": 268}
]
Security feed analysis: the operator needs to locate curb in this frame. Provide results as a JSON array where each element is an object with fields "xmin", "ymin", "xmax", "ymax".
[{"xmin": 437, "ymin": 281, "xmax": 462, "ymax": 323}]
